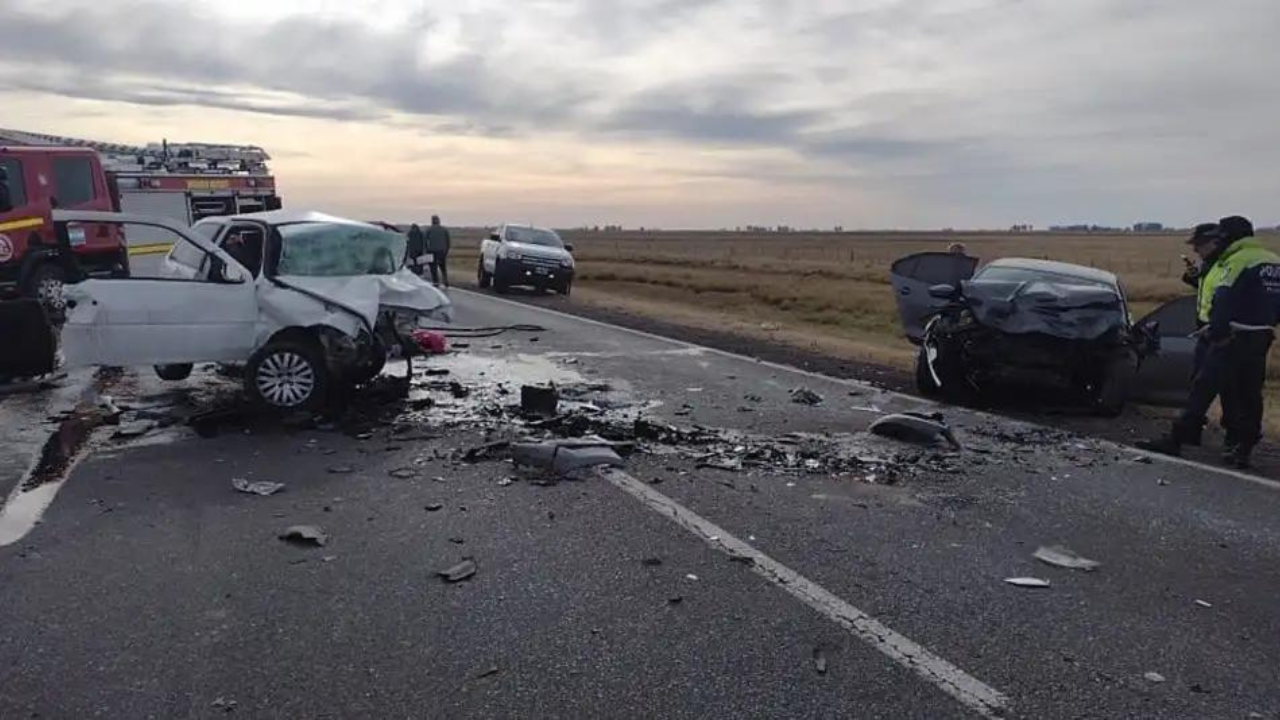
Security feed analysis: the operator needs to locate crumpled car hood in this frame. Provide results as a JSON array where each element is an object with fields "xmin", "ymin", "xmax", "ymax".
[
  {"xmin": 960, "ymin": 280, "xmax": 1125, "ymax": 340},
  {"xmin": 274, "ymin": 268, "xmax": 453, "ymax": 327}
]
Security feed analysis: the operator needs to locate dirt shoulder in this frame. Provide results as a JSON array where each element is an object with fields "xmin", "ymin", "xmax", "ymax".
[{"xmin": 453, "ymin": 281, "xmax": 1280, "ymax": 480}]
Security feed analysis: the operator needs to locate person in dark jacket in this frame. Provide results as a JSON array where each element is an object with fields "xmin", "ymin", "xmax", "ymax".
[
  {"xmin": 424, "ymin": 215, "xmax": 451, "ymax": 288},
  {"xmin": 1140, "ymin": 216, "xmax": 1280, "ymax": 467},
  {"xmin": 406, "ymin": 224, "xmax": 427, "ymax": 277}
]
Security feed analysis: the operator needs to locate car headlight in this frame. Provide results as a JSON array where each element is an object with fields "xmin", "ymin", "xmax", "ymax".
[
  {"xmin": 499, "ymin": 247, "xmax": 520, "ymax": 261},
  {"xmin": 560, "ymin": 257, "xmax": 574, "ymax": 268}
]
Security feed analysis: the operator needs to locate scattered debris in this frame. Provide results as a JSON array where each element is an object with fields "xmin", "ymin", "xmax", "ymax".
[
  {"xmin": 790, "ymin": 387, "xmax": 824, "ymax": 406},
  {"xmin": 497, "ymin": 477, "xmax": 515, "ymax": 487},
  {"xmin": 1033, "ymin": 545, "xmax": 1100, "ymax": 572},
  {"xmin": 1189, "ymin": 683, "xmax": 1210, "ymax": 694},
  {"xmin": 744, "ymin": 394, "xmax": 763, "ymax": 403},
  {"xmin": 231, "ymin": 477, "xmax": 285, "ymax": 496},
  {"xmin": 1004, "ymin": 577, "xmax": 1051, "ymax": 589},
  {"xmin": 1157, "ymin": 478, "xmax": 1170, "ymax": 486},
  {"xmin": 1143, "ymin": 672, "xmax": 1166, "ymax": 684},
  {"xmin": 812, "ymin": 647, "xmax": 829, "ymax": 675},
  {"xmin": 425, "ymin": 503, "xmax": 444, "ymax": 512},
  {"xmin": 685, "ymin": 574, "xmax": 699, "ymax": 581},
  {"xmin": 278, "ymin": 525, "xmax": 328, "ymax": 547},
  {"xmin": 411, "ymin": 329, "xmax": 448, "ymax": 355},
  {"xmin": 388, "ymin": 467, "xmax": 419, "ymax": 479},
  {"xmin": 641, "ymin": 557, "xmax": 663, "ymax": 567},
  {"xmin": 438, "ymin": 559, "xmax": 477, "ymax": 583},
  {"xmin": 322, "ymin": 555, "xmax": 337, "ymax": 563},
  {"xmin": 474, "ymin": 666, "xmax": 500, "ymax": 680},
  {"xmin": 112, "ymin": 418, "xmax": 157, "ymax": 439},
  {"xmin": 667, "ymin": 596, "xmax": 684, "ymax": 605},
  {"xmin": 869, "ymin": 412, "xmax": 961, "ymax": 450},
  {"xmin": 210, "ymin": 697, "xmax": 238, "ymax": 713},
  {"xmin": 509, "ymin": 440, "xmax": 626, "ymax": 475},
  {"xmin": 1194, "ymin": 599, "xmax": 1213, "ymax": 608},
  {"xmin": 327, "ymin": 465, "xmax": 355, "ymax": 475},
  {"xmin": 422, "ymin": 368, "xmax": 451, "ymax": 377},
  {"xmin": 462, "ymin": 441, "xmax": 511, "ymax": 463}
]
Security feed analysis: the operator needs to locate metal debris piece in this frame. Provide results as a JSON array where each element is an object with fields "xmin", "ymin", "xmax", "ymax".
[
  {"xmin": 812, "ymin": 647, "xmax": 828, "ymax": 675},
  {"xmin": 231, "ymin": 477, "xmax": 285, "ymax": 496},
  {"xmin": 1004, "ymin": 577, "xmax": 1050, "ymax": 588},
  {"xmin": 509, "ymin": 441, "xmax": 625, "ymax": 475},
  {"xmin": 685, "ymin": 573, "xmax": 699, "ymax": 581},
  {"xmin": 425, "ymin": 503, "xmax": 444, "ymax": 512},
  {"xmin": 278, "ymin": 525, "xmax": 328, "ymax": 547},
  {"xmin": 497, "ymin": 477, "xmax": 515, "ymax": 487},
  {"xmin": 327, "ymin": 465, "xmax": 355, "ymax": 475},
  {"xmin": 1033, "ymin": 545, "xmax": 1100, "ymax": 572},
  {"xmin": 388, "ymin": 467, "xmax": 419, "ymax": 479},
  {"xmin": 1143, "ymin": 672, "xmax": 1166, "ymax": 684},
  {"xmin": 521, "ymin": 385, "xmax": 560, "ymax": 417},
  {"xmin": 438, "ymin": 559, "xmax": 477, "ymax": 583},
  {"xmin": 1194, "ymin": 599, "xmax": 1212, "ymax": 608},
  {"xmin": 868, "ymin": 412, "xmax": 961, "ymax": 449},
  {"xmin": 790, "ymin": 387, "xmax": 824, "ymax": 405}
]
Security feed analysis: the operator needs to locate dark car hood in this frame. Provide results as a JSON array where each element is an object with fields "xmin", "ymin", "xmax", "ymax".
[{"xmin": 959, "ymin": 279, "xmax": 1126, "ymax": 340}]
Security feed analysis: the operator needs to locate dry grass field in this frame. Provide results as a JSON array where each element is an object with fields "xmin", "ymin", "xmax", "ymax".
[{"xmin": 448, "ymin": 228, "xmax": 1280, "ymax": 428}]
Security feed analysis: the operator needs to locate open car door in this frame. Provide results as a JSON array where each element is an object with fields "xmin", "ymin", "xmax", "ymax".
[
  {"xmin": 56, "ymin": 211, "xmax": 260, "ymax": 367},
  {"xmin": 1130, "ymin": 296, "xmax": 1197, "ymax": 406},
  {"xmin": 890, "ymin": 252, "xmax": 979, "ymax": 343}
]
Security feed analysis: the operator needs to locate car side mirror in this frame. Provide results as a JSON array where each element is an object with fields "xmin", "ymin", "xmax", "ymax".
[
  {"xmin": 928, "ymin": 283, "xmax": 957, "ymax": 299},
  {"xmin": 489, "ymin": 233, "xmax": 501, "ymax": 242},
  {"xmin": 564, "ymin": 244, "xmax": 575, "ymax": 253}
]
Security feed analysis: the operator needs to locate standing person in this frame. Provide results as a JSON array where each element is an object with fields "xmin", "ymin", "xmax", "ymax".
[
  {"xmin": 406, "ymin": 224, "xmax": 427, "ymax": 277},
  {"xmin": 1140, "ymin": 216, "xmax": 1280, "ymax": 467},
  {"xmin": 424, "ymin": 214, "xmax": 452, "ymax": 288}
]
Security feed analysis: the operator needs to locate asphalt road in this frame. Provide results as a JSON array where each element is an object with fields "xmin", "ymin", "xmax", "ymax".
[{"xmin": 0, "ymin": 285, "xmax": 1277, "ymax": 719}]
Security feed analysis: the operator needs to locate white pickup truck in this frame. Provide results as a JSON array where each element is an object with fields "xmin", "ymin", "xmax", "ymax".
[{"xmin": 477, "ymin": 223, "xmax": 575, "ymax": 295}]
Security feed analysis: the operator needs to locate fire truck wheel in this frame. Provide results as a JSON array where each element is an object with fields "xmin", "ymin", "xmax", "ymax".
[
  {"xmin": 26, "ymin": 264, "xmax": 67, "ymax": 318},
  {"xmin": 477, "ymin": 260, "xmax": 492, "ymax": 289}
]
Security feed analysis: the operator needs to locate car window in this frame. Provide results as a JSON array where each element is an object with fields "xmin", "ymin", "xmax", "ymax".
[
  {"xmin": 893, "ymin": 253, "xmax": 977, "ymax": 285},
  {"xmin": 275, "ymin": 222, "xmax": 406, "ymax": 277},
  {"xmin": 168, "ymin": 239, "xmax": 207, "ymax": 271},
  {"xmin": 1141, "ymin": 296, "xmax": 1198, "ymax": 337},
  {"xmin": 222, "ymin": 224, "xmax": 265, "ymax": 278},
  {"xmin": 52, "ymin": 157, "xmax": 96, "ymax": 207},
  {"xmin": 505, "ymin": 226, "xmax": 563, "ymax": 247},
  {"xmin": 0, "ymin": 159, "xmax": 26, "ymax": 207}
]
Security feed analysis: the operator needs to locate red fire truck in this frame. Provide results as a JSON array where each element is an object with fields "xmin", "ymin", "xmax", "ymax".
[{"xmin": 0, "ymin": 129, "xmax": 282, "ymax": 309}]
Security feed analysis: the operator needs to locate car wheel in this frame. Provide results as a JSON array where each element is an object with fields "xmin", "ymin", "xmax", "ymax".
[
  {"xmin": 26, "ymin": 263, "xmax": 67, "ymax": 319},
  {"xmin": 245, "ymin": 338, "xmax": 329, "ymax": 412},
  {"xmin": 558, "ymin": 281, "xmax": 572, "ymax": 297},
  {"xmin": 915, "ymin": 347, "xmax": 941, "ymax": 396},
  {"xmin": 1093, "ymin": 352, "xmax": 1135, "ymax": 417},
  {"xmin": 154, "ymin": 364, "xmax": 194, "ymax": 381},
  {"xmin": 477, "ymin": 260, "xmax": 492, "ymax": 289}
]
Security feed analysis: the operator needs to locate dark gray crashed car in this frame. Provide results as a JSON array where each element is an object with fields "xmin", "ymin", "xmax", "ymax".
[{"xmin": 890, "ymin": 253, "xmax": 1198, "ymax": 415}]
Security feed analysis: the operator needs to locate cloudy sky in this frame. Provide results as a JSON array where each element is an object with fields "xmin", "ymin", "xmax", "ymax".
[{"xmin": 2, "ymin": 0, "xmax": 1278, "ymax": 228}]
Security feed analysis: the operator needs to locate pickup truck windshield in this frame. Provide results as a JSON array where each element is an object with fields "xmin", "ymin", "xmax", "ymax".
[
  {"xmin": 276, "ymin": 222, "xmax": 406, "ymax": 277},
  {"xmin": 506, "ymin": 226, "xmax": 563, "ymax": 248}
]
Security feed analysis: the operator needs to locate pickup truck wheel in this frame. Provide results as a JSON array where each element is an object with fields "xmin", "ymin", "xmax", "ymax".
[
  {"xmin": 246, "ymin": 339, "xmax": 329, "ymax": 412},
  {"xmin": 477, "ymin": 261, "xmax": 492, "ymax": 289},
  {"xmin": 558, "ymin": 281, "xmax": 572, "ymax": 297},
  {"xmin": 26, "ymin": 264, "xmax": 67, "ymax": 319},
  {"xmin": 154, "ymin": 364, "xmax": 193, "ymax": 381}
]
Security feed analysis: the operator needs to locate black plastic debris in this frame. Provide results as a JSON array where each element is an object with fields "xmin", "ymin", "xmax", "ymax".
[
  {"xmin": 812, "ymin": 647, "xmax": 829, "ymax": 675},
  {"xmin": 641, "ymin": 557, "xmax": 663, "ymax": 567},
  {"xmin": 521, "ymin": 385, "xmax": 560, "ymax": 417},
  {"xmin": 278, "ymin": 525, "xmax": 328, "ymax": 547},
  {"xmin": 868, "ymin": 412, "xmax": 961, "ymax": 449},
  {"xmin": 790, "ymin": 387, "xmax": 824, "ymax": 406},
  {"xmin": 425, "ymin": 503, "xmax": 444, "ymax": 512},
  {"xmin": 232, "ymin": 477, "xmax": 285, "ymax": 496},
  {"xmin": 448, "ymin": 382, "xmax": 469, "ymax": 399},
  {"xmin": 422, "ymin": 368, "xmax": 451, "ymax": 377},
  {"xmin": 438, "ymin": 559, "xmax": 477, "ymax": 583}
]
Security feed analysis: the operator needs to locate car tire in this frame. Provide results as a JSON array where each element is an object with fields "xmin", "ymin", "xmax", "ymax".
[
  {"xmin": 477, "ymin": 260, "xmax": 492, "ymax": 289},
  {"xmin": 245, "ymin": 338, "xmax": 329, "ymax": 412},
  {"xmin": 154, "ymin": 364, "xmax": 194, "ymax": 381},
  {"xmin": 1093, "ymin": 352, "xmax": 1135, "ymax": 417},
  {"xmin": 558, "ymin": 281, "xmax": 572, "ymax": 297},
  {"xmin": 25, "ymin": 263, "xmax": 67, "ymax": 320},
  {"xmin": 915, "ymin": 347, "xmax": 941, "ymax": 396},
  {"xmin": 493, "ymin": 262, "xmax": 509, "ymax": 294}
]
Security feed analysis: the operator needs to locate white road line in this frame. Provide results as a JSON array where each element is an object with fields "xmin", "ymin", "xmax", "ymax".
[
  {"xmin": 457, "ymin": 288, "xmax": 1280, "ymax": 492},
  {"xmin": 598, "ymin": 467, "xmax": 1011, "ymax": 718}
]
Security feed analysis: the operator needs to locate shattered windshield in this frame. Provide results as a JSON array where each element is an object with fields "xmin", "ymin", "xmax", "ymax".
[
  {"xmin": 275, "ymin": 222, "xmax": 406, "ymax": 277},
  {"xmin": 505, "ymin": 226, "xmax": 563, "ymax": 248},
  {"xmin": 974, "ymin": 265, "xmax": 1113, "ymax": 289}
]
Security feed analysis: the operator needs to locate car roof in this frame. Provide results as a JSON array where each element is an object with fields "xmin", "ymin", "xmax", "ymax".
[
  {"xmin": 501, "ymin": 223, "xmax": 556, "ymax": 233},
  {"xmin": 981, "ymin": 257, "xmax": 1118, "ymax": 286},
  {"xmin": 207, "ymin": 210, "xmax": 379, "ymax": 228}
]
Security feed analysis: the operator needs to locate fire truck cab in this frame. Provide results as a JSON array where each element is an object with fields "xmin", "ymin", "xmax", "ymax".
[{"xmin": 0, "ymin": 146, "xmax": 128, "ymax": 310}]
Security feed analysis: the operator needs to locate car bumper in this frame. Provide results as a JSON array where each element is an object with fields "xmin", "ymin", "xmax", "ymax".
[{"xmin": 495, "ymin": 259, "xmax": 574, "ymax": 287}]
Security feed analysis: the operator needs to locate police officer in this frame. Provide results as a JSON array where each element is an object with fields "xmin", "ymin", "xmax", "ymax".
[
  {"xmin": 1140, "ymin": 216, "xmax": 1280, "ymax": 467},
  {"xmin": 1178, "ymin": 222, "xmax": 1226, "ymax": 445}
]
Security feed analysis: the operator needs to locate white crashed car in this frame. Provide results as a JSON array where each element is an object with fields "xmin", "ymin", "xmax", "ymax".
[{"xmin": 56, "ymin": 210, "xmax": 452, "ymax": 411}]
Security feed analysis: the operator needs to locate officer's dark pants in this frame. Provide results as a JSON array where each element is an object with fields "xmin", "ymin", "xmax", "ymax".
[
  {"xmin": 428, "ymin": 255, "xmax": 449, "ymax": 287},
  {"xmin": 1221, "ymin": 332, "xmax": 1274, "ymax": 450},
  {"xmin": 1175, "ymin": 332, "xmax": 1273, "ymax": 448}
]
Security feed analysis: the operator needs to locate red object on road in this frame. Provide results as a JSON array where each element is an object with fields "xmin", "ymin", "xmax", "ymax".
[{"xmin": 412, "ymin": 329, "xmax": 448, "ymax": 355}]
